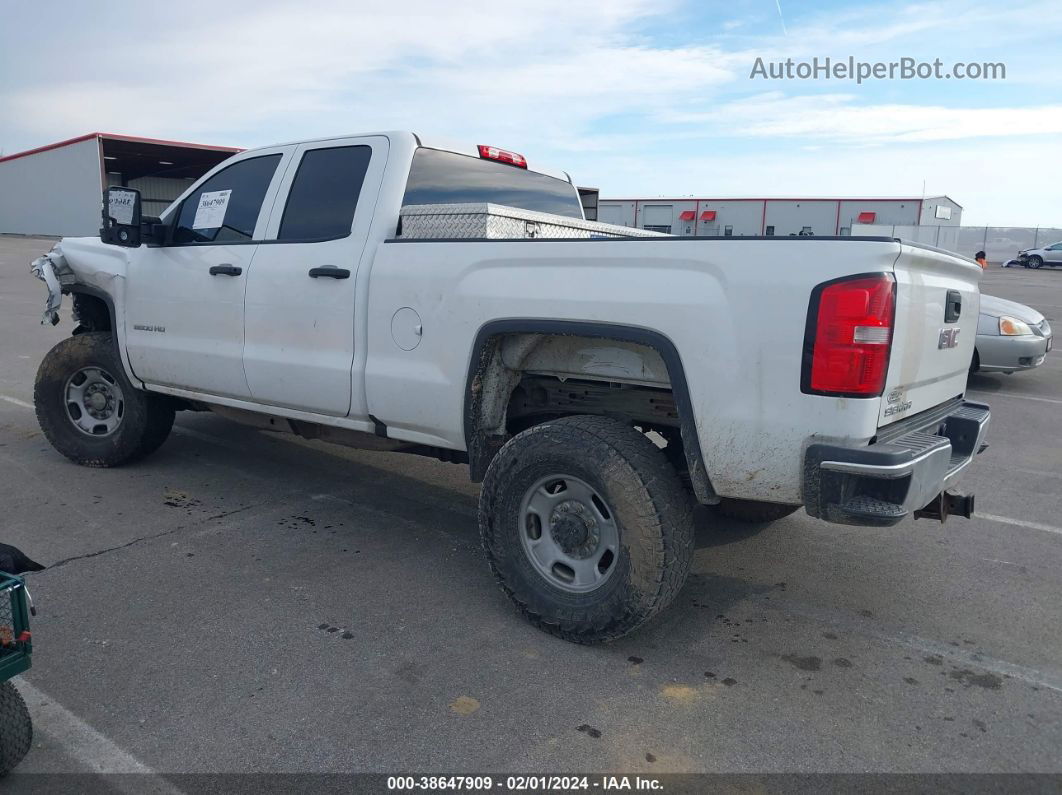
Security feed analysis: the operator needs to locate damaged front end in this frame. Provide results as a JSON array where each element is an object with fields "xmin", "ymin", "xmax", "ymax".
[
  {"xmin": 30, "ymin": 245, "xmax": 74, "ymax": 326},
  {"xmin": 29, "ymin": 237, "xmax": 128, "ymax": 329}
]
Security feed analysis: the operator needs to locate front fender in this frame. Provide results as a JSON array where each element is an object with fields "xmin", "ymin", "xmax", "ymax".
[{"xmin": 29, "ymin": 237, "xmax": 142, "ymax": 389}]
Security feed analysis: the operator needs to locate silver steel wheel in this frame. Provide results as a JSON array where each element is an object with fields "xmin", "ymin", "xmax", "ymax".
[
  {"xmin": 519, "ymin": 474, "xmax": 620, "ymax": 593},
  {"xmin": 64, "ymin": 366, "xmax": 125, "ymax": 437}
]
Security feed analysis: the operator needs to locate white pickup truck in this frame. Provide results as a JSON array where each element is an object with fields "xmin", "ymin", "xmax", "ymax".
[{"xmin": 30, "ymin": 131, "xmax": 990, "ymax": 642}]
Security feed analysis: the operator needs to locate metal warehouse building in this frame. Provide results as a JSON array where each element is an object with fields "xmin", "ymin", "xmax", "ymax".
[
  {"xmin": 0, "ymin": 133, "xmax": 240, "ymax": 237},
  {"xmin": 598, "ymin": 195, "xmax": 961, "ymax": 237}
]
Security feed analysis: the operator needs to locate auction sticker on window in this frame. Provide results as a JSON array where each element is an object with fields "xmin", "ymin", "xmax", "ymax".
[{"xmin": 193, "ymin": 190, "xmax": 232, "ymax": 229}]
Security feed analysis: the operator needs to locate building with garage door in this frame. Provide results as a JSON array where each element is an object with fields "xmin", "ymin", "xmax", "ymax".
[
  {"xmin": 0, "ymin": 133, "xmax": 241, "ymax": 237},
  {"xmin": 597, "ymin": 195, "xmax": 961, "ymax": 237}
]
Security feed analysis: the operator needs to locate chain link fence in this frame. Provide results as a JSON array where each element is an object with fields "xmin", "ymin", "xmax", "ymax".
[{"xmin": 852, "ymin": 225, "xmax": 1062, "ymax": 264}]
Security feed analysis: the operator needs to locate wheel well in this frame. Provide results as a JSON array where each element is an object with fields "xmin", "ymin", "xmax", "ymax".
[
  {"xmin": 71, "ymin": 292, "xmax": 113, "ymax": 334},
  {"xmin": 66, "ymin": 290, "xmax": 187, "ymax": 407},
  {"xmin": 463, "ymin": 323, "xmax": 716, "ymax": 503}
]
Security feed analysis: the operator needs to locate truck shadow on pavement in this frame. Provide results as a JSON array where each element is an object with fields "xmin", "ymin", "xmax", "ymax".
[
  {"xmin": 159, "ymin": 415, "xmax": 786, "ymax": 629},
  {"xmin": 165, "ymin": 413, "xmax": 484, "ymax": 545},
  {"xmin": 966, "ymin": 372, "xmax": 1016, "ymax": 393},
  {"xmin": 150, "ymin": 417, "xmax": 881, "ymax": 656},
  {"xmin": 165, "ymin": 415, "xmax": 779, "ymax": 555},
  {"xmin": 693, "ymin": 505, "xmax": 776, "ymax": 548}
]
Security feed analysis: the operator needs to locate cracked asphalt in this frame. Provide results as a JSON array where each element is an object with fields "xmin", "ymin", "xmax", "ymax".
[{"xmin": 1, "ymin": 235, "xmax": 1061, "ymax": 777}]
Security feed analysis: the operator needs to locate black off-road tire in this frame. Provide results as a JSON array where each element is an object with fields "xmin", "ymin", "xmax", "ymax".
[
  {"xmin": 479, "ymin": 415, "xmax": 695, "ymax": 643},
  {"xmin": 34, "ymin": 332, "xmax": 175, "ymax": 467},
  {"xmin": 0, "ymin": 681, "xmax": 32, "ymax": 776},
  {"xmin": 717, "ymin": 498, "xmax": 800, "ymax": 523}
]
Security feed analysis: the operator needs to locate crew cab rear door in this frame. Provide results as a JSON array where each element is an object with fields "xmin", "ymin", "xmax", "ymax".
[
  {"xmin": 879, "ymin": 244, "xmax": 983, "ymax": 426},
  {"xmin": 242, "ymin": 136, "xmax": 388, "ymax": 417}
]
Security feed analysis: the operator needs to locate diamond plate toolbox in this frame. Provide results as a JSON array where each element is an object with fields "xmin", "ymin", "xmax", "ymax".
[{"xmin": 398, "ymin": 203, "xmax": 667, "ymax": 240}]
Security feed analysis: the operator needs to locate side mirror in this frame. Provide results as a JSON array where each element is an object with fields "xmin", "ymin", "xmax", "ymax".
[{"xmin": 101, "ymin": 186, "xmax": 142, "ymax": 247}]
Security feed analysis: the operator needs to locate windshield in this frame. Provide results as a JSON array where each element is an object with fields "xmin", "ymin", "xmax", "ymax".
[{"xmin": 402, "ymin": 148, "xmax": 583, "ymax": 219}]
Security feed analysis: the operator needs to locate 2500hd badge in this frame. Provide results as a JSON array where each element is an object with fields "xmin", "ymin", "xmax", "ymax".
[{"xmin": 884, "ymin": 388, "xmax": 912, "ymax": 418}]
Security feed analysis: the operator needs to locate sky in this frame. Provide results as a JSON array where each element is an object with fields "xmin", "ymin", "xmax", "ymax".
[{"xmin": 1, "ymin": 0, "xmax": 1060, "ymax": 226}]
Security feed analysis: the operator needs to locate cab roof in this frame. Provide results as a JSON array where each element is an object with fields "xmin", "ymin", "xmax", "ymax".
[{"xmin": 244, "ymin": 130, "xmax": 573, "ymax": 184}]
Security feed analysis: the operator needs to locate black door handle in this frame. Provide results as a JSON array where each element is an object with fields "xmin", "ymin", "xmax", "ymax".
[
  {"xmin": 308, "ymin": 267, "xmax": 350, "ymax": 279},
  {"xmin": 209, "ymin": 264, "xmax": 242, "ymax": 276},
  {"xmin": 945, "ymin": 290, "xmax": 962, "ymax": 322}
]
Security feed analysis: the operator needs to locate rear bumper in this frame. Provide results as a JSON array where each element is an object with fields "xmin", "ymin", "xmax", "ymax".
[{"xmin": 803, "ymin": 400, "xmax": 990, "ymax": 526}]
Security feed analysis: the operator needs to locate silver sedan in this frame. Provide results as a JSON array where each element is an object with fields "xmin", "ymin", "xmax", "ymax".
[{"xmin": 972, "ymin": 295, "xmax": 1053, "ymax": 374}]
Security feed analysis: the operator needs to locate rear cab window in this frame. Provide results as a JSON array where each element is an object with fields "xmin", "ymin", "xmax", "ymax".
[
  {"xmin": 402, "ymin": 148, "xmax": 583, "ymax": 219},
  {"xmin": 171, "ymin": 154, "xmax": 282, "ymax": 244}
]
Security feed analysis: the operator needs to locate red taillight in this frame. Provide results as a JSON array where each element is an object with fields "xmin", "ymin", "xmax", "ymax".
[
  {"xmin": 477, "ymin": 145, "xmax": 527, "ymax": 168},
  {"xmin": 803, "ymin": 274, "xmax": 895, "ymax": 396}
]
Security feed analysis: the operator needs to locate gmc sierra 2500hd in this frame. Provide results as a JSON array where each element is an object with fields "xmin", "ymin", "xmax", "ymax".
[{"xmin": 30, "ymin": 131, "xmax": 989, "ymax": 642}]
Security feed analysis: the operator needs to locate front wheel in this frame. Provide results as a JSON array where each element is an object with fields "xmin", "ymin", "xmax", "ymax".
[
  {"xmin": 479, "ymin": 415, "xmax": 694, "ymax": 643},
  {"xmin": 0, "ymin": 681, "xmax": 32, "ymax": 775},
  {"xmin": 1027, "ymin": 255, "xmax": 1043, "ymax": 269},
  {"xmin": 34, "ymin": 332, "xmax": 175, "ymax": 467}
]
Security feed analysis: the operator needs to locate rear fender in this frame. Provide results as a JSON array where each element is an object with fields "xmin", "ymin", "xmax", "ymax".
[{"xmin": 463, "ymin": 319, "xmax": 717, "ymax": 504}]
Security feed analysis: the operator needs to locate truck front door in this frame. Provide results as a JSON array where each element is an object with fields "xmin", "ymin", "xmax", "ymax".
[
  {"xmin": 242, "ymin": 136, "xmax": 388, "ymax": 417},
  {"xmin": 125, "ymin": 149, "xmax": 289, "ymax": 398}
]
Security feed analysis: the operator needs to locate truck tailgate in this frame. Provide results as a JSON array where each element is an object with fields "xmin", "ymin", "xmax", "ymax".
[{"xmin": 880, "ymin": 244, "xmax": 983, "ymax": 427}]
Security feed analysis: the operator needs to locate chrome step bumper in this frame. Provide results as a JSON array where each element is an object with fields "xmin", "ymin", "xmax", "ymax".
[{"xmin": 803, "ymin": 400, "xmax": 990, "ymax": 526}]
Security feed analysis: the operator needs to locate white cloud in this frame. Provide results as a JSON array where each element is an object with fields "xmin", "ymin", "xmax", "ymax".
[
  {"xmin": 663, "ymin": 92, "xmax": 1062, "ymax": 144},
  {"xmin": 4, "ymin": 0, "xmax": 698, "ymax": 143},
  {"xmin": 3, "ymin": 0, "xmax": 1057, "ymax": 149},
  {"xmin": 748, "ymin": 0, "xmax": 1062, "ymax": 52},
  {"xmin": 3, "ymin": 0, "xmax": 741, "ymax": 163}
]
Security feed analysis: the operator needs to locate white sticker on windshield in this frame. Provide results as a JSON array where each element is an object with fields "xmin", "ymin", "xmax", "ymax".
[
  {"xmin": 108, "ymin": 189, "xmax": 137, "ymax": 225},
  {"xmin": 192, "ymin": 189, "xmax": 232, "ymax": 229}
]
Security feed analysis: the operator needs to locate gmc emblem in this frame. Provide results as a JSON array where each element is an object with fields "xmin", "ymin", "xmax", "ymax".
[{"xmin": 938, "ymin": 328, "xmax": 961, "ymax": 349}]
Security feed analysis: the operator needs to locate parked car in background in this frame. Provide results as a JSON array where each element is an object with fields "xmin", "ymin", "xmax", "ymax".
[
  {"xmin": 1018, "ymin": 242, "xmax": 1062, "ymax": 268},
  {"xmin": 973, "ymin": 295, "xmax": 1053, "ymax": 373}
]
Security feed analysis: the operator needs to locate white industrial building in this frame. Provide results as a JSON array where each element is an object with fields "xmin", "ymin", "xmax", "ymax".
[
  {"xmin": 598, "ymin": 195, "xmax": 962, "ymax": 237},
  {"xmin": 0, "ymin": 132, "xmax": 240, "ymax": 237}
]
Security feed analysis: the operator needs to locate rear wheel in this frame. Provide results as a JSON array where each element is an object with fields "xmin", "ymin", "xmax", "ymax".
[
  {"xmin": 479, "ymin": 415, "xmax": 694, "ymax": 643},
  {"xmin": 1028, "ymin": 255, "xmax": 1043, "ymax": 269},
  {"xmin": 34, "ymin": 332, "xmax": 174, "ymax": 467},
  {"xmin": 0, "ymin": 681, "xmax": 32, "ymax": 775},
  {"xmin": 717, "ymin": 498, "xmax": 800, "ymax": 523}
]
